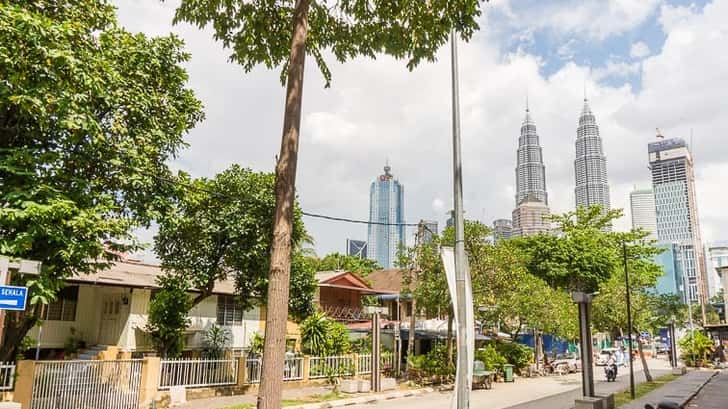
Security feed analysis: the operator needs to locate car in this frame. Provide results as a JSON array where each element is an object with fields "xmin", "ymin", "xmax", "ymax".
[
  {"xmin": 551, "ymin": 352, "xmax": 581, "ymax": 373},
  {"xmin": 654, "ymin": 342, "xmax": 670, "ymax": 354},
  {"xmin": 596, "ymin": 348, "xmax": 618, "ymax": 366}
]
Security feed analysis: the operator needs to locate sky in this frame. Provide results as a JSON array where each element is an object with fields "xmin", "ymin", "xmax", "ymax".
[{"xmin": 114, "ymin": 0, "xmax": 728, "ymax": 261}]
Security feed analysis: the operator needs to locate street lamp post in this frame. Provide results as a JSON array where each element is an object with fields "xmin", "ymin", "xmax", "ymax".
[
  {"xmin": 622, "ymin": 242, "xmax": 635, "ymax": 400},
  {"xmin": 450, "ymin": 29, "xmax": 469, "ymax": 409}
]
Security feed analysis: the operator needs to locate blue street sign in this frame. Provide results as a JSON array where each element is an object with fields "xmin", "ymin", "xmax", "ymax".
[{"xmin": 0, "ymin": 285, "xmax": 28, "ymax": 311}]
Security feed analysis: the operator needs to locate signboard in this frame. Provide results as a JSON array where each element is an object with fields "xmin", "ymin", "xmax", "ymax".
[{"xmin": 0, "ymin": 285, "xmax": 28, "ymax": 311}]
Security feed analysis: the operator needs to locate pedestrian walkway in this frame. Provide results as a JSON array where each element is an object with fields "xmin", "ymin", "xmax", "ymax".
[
  {"xmin": 685, "ymin": 371, "xmax": 728, "ymax": 409},
  {"xmin": 619, "ymin": 370, "xmax": 718, "ymax": 409},
  {"xmin": 177, "ymin": 385, "xmax": 331, "ymax": 409}
]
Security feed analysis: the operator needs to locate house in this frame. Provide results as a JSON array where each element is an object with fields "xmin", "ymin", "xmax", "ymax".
[
  {"xmin": 26, "ymin": 259, "xmax": 283, "ymax": 358},
  {"xmin": 314, "ymin": 271, "xmax": 392, "ymax": 322}
]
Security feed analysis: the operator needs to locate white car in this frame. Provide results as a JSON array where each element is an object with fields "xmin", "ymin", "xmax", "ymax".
[
  {"xmin": 551, "ymin": 353, "xmax": 581, "ymax": 373},
  {"xmin": 596, "ymin": 348, "xmax": 618, "ymax": 366}
]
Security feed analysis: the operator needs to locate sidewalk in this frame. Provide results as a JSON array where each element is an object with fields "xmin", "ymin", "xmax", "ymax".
[
  {"xmin": 177, "ymin": 385, "xmax": 331, "ymax": 409},
  {"xmin": 619, "ymin": 370, "xmax": 718, "ymax": 409},
  {"xmin": 686, "ymin": 371, "xmax": 728, "ymax": 408}
]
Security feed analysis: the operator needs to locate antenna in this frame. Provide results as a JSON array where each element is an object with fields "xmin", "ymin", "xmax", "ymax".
[
  {"xmin": 583, "ymin": 80, "xmax": 587, "ymax": 102},
  {"xmin": 525, "ymin": 90, "xmax": 529, "ymax": 112},
  {"xmin": 690, "ymin": 128, "xmax": 694, "ymax": 154}
]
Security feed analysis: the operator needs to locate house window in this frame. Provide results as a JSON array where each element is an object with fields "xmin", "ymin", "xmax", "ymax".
[
  {"xmin": 44, "ymin": 286, "xmax": 78, "ymax": 321},
  {"xmin": 217, "ymin": 295, "xmax": 244, "ymax": 326}
]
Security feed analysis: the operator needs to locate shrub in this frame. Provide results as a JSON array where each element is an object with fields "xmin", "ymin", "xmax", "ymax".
[
  {"xmin": 249, "ymin": 332, "xmax": 264, "ymax": 356},
  {"xmin": 679, "ymin": 330, "xmax": 713, "ymax": 367},
  {"xmin": 203, "ymin": 324, "xmax": 231, "ymax": 358},
  {"xmin": 476, "ymin": 344, "xmax": 507, "ymax": 371},
  {"xmin": 496, "ymin": 342, "xmax": 534, "ymax": 372},
  {"xmin": 300, "ymin": 311, "xmax": 351, "ymax": 356}
]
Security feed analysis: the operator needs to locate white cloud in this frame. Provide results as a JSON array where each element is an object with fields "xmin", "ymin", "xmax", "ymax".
[
  {"xmin": 115, "ymin": 0, "xmax": 728, "ymax": 255},
  {"xmin": 630, "ymin": 41, "xmax": 651, "ymax": 59}
]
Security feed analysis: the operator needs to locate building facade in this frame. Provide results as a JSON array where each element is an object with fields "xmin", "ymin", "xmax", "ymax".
[
  {"xmin": 346, "ymin": 239, "xmax": 368, "ymax": 259},
  {"xmin": 512, "ymin": 107, "xmax": 551, "ymax": 237},
  {"xmin": 652, "ymin": 243, "xmax": 685, "ymax": 299},
  {"xmin": 630, "ymin": 188, "xmax": 658, "ymax": 240},
  {"xmin": 367, "ymin": 164, "xmax": 405, "ymax": 269},
  {"xmin": 705, "ymin": 241, "xmax": 728, "ymax": 299},
  {"xmin": 492, "ymin": 219, "xmax": 513, "ymax": 242},
  {"xmin": 574, "ymin": 98, "xmax": 611, "ymax": 213},
  {"xmin": 649, "ymin": 136, "xmax": 707, "ymax": 304}
]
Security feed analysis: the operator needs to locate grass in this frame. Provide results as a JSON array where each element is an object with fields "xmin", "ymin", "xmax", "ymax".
[
  {"xmin": 219, "ymin": 405, "xmax": 253, "ymax": 409},
  {"xmin": 613, "ymin": 373, "xmax": 680, "ymax": 408},
  {"xmin": 281, "ymin": 391, "xmax": 354, "ymax": 406}
]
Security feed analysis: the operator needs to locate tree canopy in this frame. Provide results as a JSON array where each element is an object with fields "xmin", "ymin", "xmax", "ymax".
[
  {"xmin": 313, "ymin": 253, "xmax": 381, "ymax": 277},
  {"xmin": 0, "ymin": 0, "xmax": 203, "ymax": 360}
]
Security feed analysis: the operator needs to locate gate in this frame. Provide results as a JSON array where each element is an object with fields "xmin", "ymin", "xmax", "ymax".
[{"xmin": 30, "ymin": 360, "xmax": 142, "ymax": 409}]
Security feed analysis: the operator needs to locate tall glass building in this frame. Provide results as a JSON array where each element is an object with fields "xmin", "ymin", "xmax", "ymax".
[
  {"xmin": 367, "ymin": 164, "xmax": 405, "ymax": 268},
  {"xmin": 705, "ymin": 241, "xmax": 728, "ymax": 299},
  {"xmin": 630, "ymin": 187, "xmax": 657, "ymax": 240},
  {"xmin": 574, "ymin": 98, "xmax": 611, "ymax": 213},
  {"xmin": 649, "ymin": 136, "xmax": 706, "ymax": 304}
]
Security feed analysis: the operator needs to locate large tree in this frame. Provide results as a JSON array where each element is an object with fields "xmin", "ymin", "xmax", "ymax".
[
  {"xmin": 313, "ymin": 253, "xmax": 381, "ymax": 277},
  {"xmin": 149, "ymin": 166, "xmax": 317, "ymax": 355},
  {"xmin": 0, "ymin": 0, "xmax": 203, "ymax": 361},
  {"xmin": 171, "ymin": 1, "xmax": 489, "ymax": 405}
]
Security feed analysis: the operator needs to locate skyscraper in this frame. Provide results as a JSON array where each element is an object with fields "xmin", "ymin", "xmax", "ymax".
[
  {"xmin": 649, "ymin": 136, "xmax": 707, "ymax": 305},
  {"xmin": 512, "ymin": 106, "xmax": 551, "ymax": 237},
  {"xmin": 705, "ymin": 241, "xmax": 728, "ymax": 299},
  {"xmin": 367, "ymin": 164, "xmax": 405, "ymax": 268},
  {"xmin": 574, "ymin": 98, "xmax": 611, "ymax": 212},
  {"xmin": 630, "ymin": 188, "xmax": 657, "ymax": 240},
  {"xmin": 492, "ymin": 219, "xmax": 513, "ymax": 242}
]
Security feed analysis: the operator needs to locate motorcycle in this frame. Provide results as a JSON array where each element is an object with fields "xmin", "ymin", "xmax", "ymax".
[{"xmin": 604, "ymin": 363, "xmax": 617, "ymax": 382}]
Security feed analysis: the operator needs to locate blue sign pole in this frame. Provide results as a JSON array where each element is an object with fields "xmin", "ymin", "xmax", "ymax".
[{"xmin": 0, "ymin": 285, "xmax": 29, "ymax": 311}]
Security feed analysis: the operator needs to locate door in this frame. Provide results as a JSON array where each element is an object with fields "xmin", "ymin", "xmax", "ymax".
[{"xmin": 98, "ymin": 297, "xmax": 123, "ymax": 345}]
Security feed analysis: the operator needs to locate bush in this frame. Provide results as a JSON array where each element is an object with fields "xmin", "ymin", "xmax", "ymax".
[
  {"xmin": 249, "ymin": 332, "xmax": 264, "ymax": 356},
  {"xmin": 679, "ymin": 330, "xmax": 713, "ymax": 367},
  {"xmin": 407, "ymin": 343, "xmax": 454, "ymax": 384},
  {"xmin": 496, "ymin": 342, "xmax": 534, "ymax": 372},
  {"xmin": 300, "ymin": 311, "xmax": 351, "ymax": 356},
  {"xmin": 476, "ymin": 344, "xmax": 507, "ymax": 371}
]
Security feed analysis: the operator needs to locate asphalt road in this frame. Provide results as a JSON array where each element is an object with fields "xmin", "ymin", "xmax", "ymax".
[{"xmin": 505, "ymin": 368, "xmax": 672, "ymax": 409}]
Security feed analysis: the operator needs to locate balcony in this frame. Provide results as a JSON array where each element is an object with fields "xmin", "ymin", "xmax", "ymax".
[{"xmin": 320, "ymin": 304, "xmax": 368, "ymax": 322}]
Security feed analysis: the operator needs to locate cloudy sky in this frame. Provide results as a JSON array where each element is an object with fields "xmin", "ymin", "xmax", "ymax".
[{"xmin": 116, "ymin": 0, "xmax": 728, "ymax": 260}]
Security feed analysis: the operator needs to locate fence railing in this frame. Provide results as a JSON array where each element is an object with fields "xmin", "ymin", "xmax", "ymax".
[
  {"xmin": 357, "ymin": 355, "xmax": 372, "ymax": 375},
  {"xmin": 0, "ymin": 362, "xmax": 15, "ymax": 391},
  {"xmin": 308, "ymin": 355, "xmax": 354, "ymax": 379},
  {"xmin": 244, "ymin": 357, "xmax": 303, "ymax": 383},
  {"xmin": 159, "ymin": 358, "xmax": 238, "ymax": 389}
]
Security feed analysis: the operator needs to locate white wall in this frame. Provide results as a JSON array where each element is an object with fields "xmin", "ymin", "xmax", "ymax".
[
  {"xmin": 27, "ymin": 285, "xmax": 99, "ymax": 349},
  {"xmin": 186, "ymin": 295, "xmax": 261, "ymax": 351}
]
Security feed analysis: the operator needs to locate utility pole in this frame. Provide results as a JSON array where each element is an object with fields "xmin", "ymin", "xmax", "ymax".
[
  {"xmin": 623, "ymin": 243, "xmax": 635, "ymax": 400},
  {"xmin": 450, "ymin": 30, "xmax": 469, "ymax": 409}
]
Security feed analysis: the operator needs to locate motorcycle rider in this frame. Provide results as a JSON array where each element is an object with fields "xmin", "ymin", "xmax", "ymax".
[{"xmin": 605, "ymin": 353, "xmax": 618, "ymax": 381}]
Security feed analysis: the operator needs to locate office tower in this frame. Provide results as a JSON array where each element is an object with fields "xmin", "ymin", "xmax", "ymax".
[
  {"xmin": 649, "ymin": 136, "xmax": 707, "ymax": 305},
  {"xmin": 705, "ymin": 241, "xmax": 728, "ymax": 299},
  {"xmin": 346, "ymin": 239, "xmax": 368, "ymax": 259},
  {"xmin": 630, "ymin": 188, "xmax": 658, "ymax": 240},
  {"xmin": 652, "ymin": 243, "xmax": 685, "ymax": 299},
  {"xmin": 446, "ymin": 210, "xmax": 455, "ymax": 229},
  {"xmin": 512, "ymin": 106, "xmax": 551, "ymax": 237},
  {"xmin": 416, "ymin": 220, "xmax": 438, "ymax": 244},
  {"xmin": 492, "ymin": 219, "xmax": 513, "ymax": 243},
  {"xmin": 574, "ymin": 98, "xmax": 611, "ymax": 213},
  {"xmin": 367, "ymin": 164, "xmax": 405, "ymax": 268}
]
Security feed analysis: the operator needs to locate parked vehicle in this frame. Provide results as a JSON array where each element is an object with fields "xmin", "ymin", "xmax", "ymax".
[
  {"xmin": 596, "ymin": 348, "xmax": 618, "ymax": 366},
  {"xmin": 551, "ymin": 353, "xmax": 581, "ymax": 373},
  {"xmin": 654, "ymin": 342, "xmax": 670, "ymax": 354}
]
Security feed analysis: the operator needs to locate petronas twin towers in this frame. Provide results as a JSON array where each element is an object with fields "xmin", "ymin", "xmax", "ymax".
[{"xmin": 511, "ymin": 97, "xmax": 611, "ymax": 237}]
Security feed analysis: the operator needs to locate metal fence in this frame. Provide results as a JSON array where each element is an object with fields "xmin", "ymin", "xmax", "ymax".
[
  {"xmin": 244, "ymin": 357, "xmax": 303, "ymax": 383},
  {"xmin": 30, "ymin": 360, "xmax": 142, "ymax": 409},
  {"xmin": 308, "ymin": 355, "xmax": 354, "ymax": 379},
  {"xmin": 159, "ymin": 358, "xmax": 238, "ymax": 389},
  {"xmin": 357, "ymin": 354, "xmax": 372, "ymax": 375},
  {"xmin": 0, "ymin": 362, "xmax": 15, "ymax": 391}
]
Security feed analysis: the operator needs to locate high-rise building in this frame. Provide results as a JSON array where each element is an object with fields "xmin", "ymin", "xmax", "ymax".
[
  {"xmin": 512, "ymin": 106, "xmax": 551, "ymax": 237},
  {"xmin": 416, "ymin": 220, "xmax": 438, "ymax": 244},
  {"xmin": 705, "ymin": 241, "xmax": 728, "ymax": 299},
  {"xmin": 630, "ymin": 188, "xmax": 657, "ymax": 240},
  {"xmin": 446, "ymin": 210, "xmax": 455, "ymax": 229},
  {"xmin": 652, "ymin": 243, "xmax": 685, "ymax": 299},
  {"xmin": 492, "ymin": 219, "xmax": 513, "ymax": 242},
  {"xmin": 574, "ymin": 98, "xmax": 611, "ymax": 213},
  {"xmin": 649, "ymin": 136, "xmax": 707, "ymax": 305},
  {"xmin": 346, "ymin": 239, "xmax": 368, "ymax": 259},
  {"xmin": 367, "ymin": 164, "xmax": 405, "ymax": 269}
]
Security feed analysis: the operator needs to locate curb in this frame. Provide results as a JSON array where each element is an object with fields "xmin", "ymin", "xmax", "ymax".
[
  {"xmin": 677, "ymin": 370, "xmax": 719, "ymax": 408},
  {"xmin": 285, "ymin": 387, "xmax": 436, "ymax": 409}
]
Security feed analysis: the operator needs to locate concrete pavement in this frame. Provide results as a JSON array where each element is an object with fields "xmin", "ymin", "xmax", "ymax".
[
  {"xmin": 685, "ymin": 371, "xmax": 727, "ymax": 409},
  {"xmin": 340, "ymin": 359, "xmax": 672, "ymax": 409},
  {"xmin": 620, "ymin": 370, "xmax": 717, "ymax": 409}
]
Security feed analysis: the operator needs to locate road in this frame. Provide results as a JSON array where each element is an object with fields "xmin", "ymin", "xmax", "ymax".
[{"xmin": 344, "ymin": 360, "xmax": 672, "ymax": 409}]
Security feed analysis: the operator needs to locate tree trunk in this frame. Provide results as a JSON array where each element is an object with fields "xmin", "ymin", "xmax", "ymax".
[
  {"xmin": 637, "ymin": 338, "xmax": 652, "ymax": 382},
  {"xmin": 447, "ymin": 311, "xmax": 454, "ymax": 365},
  {"xmin": 407, "ymin": 299, "xmax": 416, "ymax": 361},
  {"xmin": 0, "ymin": 307, "xmax": 40, "ymax": 362},
  {"xmin": 257, "ymin": 0, "xmax": 310, "ymax": 407}
]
